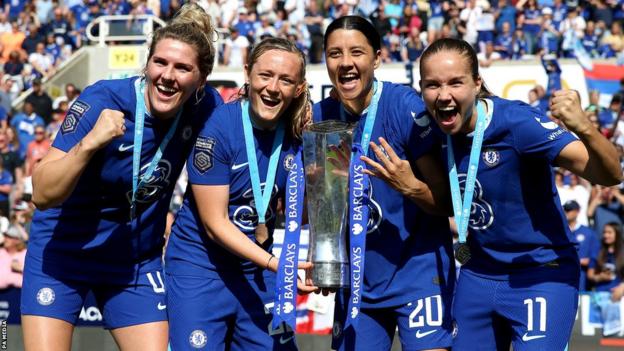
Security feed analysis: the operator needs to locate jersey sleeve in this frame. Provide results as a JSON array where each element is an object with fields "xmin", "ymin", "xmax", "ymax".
[
  {"xmin": 509, "ymin": 102, "xmax": 577, "ymax": 162},
  {"xmin": 389, "ymin": 85, "xmax": 434, "ymax": 161},
  {"xmin": 51, "ymin": 81, "xmax": 114, "ymax": 153},
  {"xmin": 187, "ymin": 104, "xmax": 234, "ymax": 185}
]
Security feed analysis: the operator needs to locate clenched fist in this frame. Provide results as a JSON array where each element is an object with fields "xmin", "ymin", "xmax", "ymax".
[
  {"xmin": 550, "ymin": 90, "xmax": 593, "ymax": 134},
  {"xmin": 84, "ymin": 109, "xmax": 127, "ymax": 150}
]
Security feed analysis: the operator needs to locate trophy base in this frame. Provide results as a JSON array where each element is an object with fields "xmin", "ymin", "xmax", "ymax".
[{"xmin": 312, "ymin": 262, "xmax": 349, "ymax": 288}]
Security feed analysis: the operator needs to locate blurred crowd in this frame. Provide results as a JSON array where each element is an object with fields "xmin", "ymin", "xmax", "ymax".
[{"xmin": 0, "ymin": 0, "xmax": 623, "ymax": 303}]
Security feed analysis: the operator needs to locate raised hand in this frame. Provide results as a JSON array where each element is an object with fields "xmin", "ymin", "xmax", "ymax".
[
  {"xmin": 84, "ymin": 109, "xmax": 127, "ymax": 150},
  {"xmin": 550, "ymin": 90, "xmax": 592, "ymax": 134},
  {"xmin": 361, "ymin": 137, "xmax": 424, "ymax": 194}
]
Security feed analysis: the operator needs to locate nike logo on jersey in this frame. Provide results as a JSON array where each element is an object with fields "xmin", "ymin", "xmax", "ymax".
[
  {"xmin": 279, "ymin": 335, "xmax": 294, "ymax": 344},
  {"xmin": 157, "ymin": 302, "xmax": 167, "ymax": 310},
  {"xmin": 415, "ymin": 329, "xmax": 437, "ymax": 338},
  {"xmin": 118, "ymin": 143, "xmax": 134, "ymax": 152},
  {"xmin": 534, "ymin": 117, "xmax": 558, "ymax": 130},
  {"xmin": 231, "ymin": 162, "xmax": 249, "ymax": 170},
  {"xmin": 412, "ymin": 111, "xmax": 431, "ymax": 127},
  {"xmin": 521, "ymin": 333, "xmax": 545, "ymax": 342}
]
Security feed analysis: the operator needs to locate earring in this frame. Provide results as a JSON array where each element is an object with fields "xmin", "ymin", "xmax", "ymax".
[{"xmin": 195, "ymin": 85, "xmax": 206, "ymax": 104}]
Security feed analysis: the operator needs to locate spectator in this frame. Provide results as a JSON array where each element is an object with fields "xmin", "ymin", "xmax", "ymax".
[
  {"xmin": 25, "ymin": 78, "xmax": 53, "ymax": 123},
  {"xmin": 304, "ymin": 1, "xmax": 324, "ymax": 64},
  {"xmin": 476, "ymin": 5, "xmax": 496, "ymax": 53},
  {"xmin": 495, "ymin": 0, "xmax": 517, "ymax": 33},
  {"xmin": 598, "ymin": 93, "xmax": 621, "ymax": 130},
  {"xmin": 46, "ymin": 101, "xmax": 67, "ymax": 141},
  {"xmin": 477, "ymin": 41, "xmax": 501, "ymax": 67},
  {"xmin": 3, "ymin": 51, "xmax": 23, "ymax": 78},
  {"xmin": 0, "ymin": 132, "xmax": 24, "ymax": 196},
  {"xmin": 538, "ymin": 7, "xmax": 561, "ymax": 55},
  {"xmin": 0, "ymin": 13, "xmax": 11, "ymax": 33},
  {"xmin": 517, "ymin": 0, "xmax": 543, "ymax": 54},
  {"xmin": 222, "ymin": 27, "xmax": 249, "ymax": 67},
  {"xmin": 0, "ymin": 78, "xmax": 14, "ymax": 118},
  {"xmin": 49, "ymin": 7, "xmax": 72, "ymax": 45},
  {"xmin": 460, "ymin": 0, "xmax": 481, "ymax": 47},
  {"xmin": 256, "ymin": 14, "xmax": 277, "ymax": 41},
  {"xmin": 589, "ymin": 185, "xmax": 624, "ymax": 234},
  {"xmin": 588, "ymin": 222, "xmax": 624, "ymax": 300},
  {"xmin": 565, "ymin": 200, "xmax": 600, "ymax": 291},
  {"xmin": 10, "ymin": 101, "xmax": 44, "ymax": 159},
  {"xmin": 0, "ymin": 223, "xmax": 27, "ymax": 289},
  {"xmin": 28, "ymin": 42, "xmax": 55, "ymax": 78},
  {"xmin": 24, "ymin": 125, "xmax": 50, "ymax": 177},
  {"xmin": 494, "ymin": 20, "xmax": 514, "ymax": 58},
  {"xmin": 35, "ymin": 0, "xmax": 55, "ymax": 25},
  {"xmin": 592, "ymin": 0, "xmax": 613, "ymax": 28},
  {"xmin": 559, "ymin": 171, "xmax": 591, "ymax": 225},
  {"xmin": 551, "ymin": 0, "xmax": 568, "ymax": 30},
  {"xmin": 369, "ymin": 3, "xmax": 393, "ymax": 38},
  {"xmin": 560, "ymin": 6, "xmax": 586, "ymax": 57},
  {"xmin": 52, "ymin": 83, "xmax": 79, "ymax": 110},
  {"xmin": 427, "ymin": 0, "xmax": 445, "ymax": 44},
  {"xmin": 21, "ymin": 23, "xmax": 44, "ymax": 55},
  {"xmin": 401, "ymin": 26, "xmax": 425, "ymax": 62},
  {"xmin": 600, "ymin": 21, "xmax": 624, "ymax": 57},
  {"xmin": 44, "ymin": 33, "xmax": 62, "ymax": 65},
  {"xmin": 0, "ymin": 22, "xmax": 26, "ymax": 63},
  {"xmin": 234, "ymin": 7, "xmax": 255, "ymax": 41},
  {"xmin": 582, "ymin": 20, "xmax": 600, "ymax": 57},
  {"xmin": 5, "ymin": 0, "xmax": 28, "ymax": 22}
]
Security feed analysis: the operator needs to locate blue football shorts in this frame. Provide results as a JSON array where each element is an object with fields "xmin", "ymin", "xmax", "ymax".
[
  {"xmin": 331, "ymin": 290, "xmax": 453, "ymax": 351},
  {"xmin": 21, "ymin": 258, "xmax": 167, "ymax": 329},
  {"xmin": 166, "ymin": 271, "xmax": 297, "ymax": 351},
  {"xmin": 452, "ymin": 264, "xmax": 579, "ymax": 351}
]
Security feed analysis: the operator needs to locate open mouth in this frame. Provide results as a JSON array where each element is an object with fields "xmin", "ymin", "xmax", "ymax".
[
  {"xmin": 261, "ymin": 95, "xmax": 280, "ymax": 108},
  {"xmin": 436, "ymin": 106, "xmax": 459, "ymax": 126},
  {"xmin": 156, "ymin": 84, "xmax": 177, "ymax": 98},
  {"xmin": 338, "ymin": 73, "xmax": 359, "ymax": 88}
]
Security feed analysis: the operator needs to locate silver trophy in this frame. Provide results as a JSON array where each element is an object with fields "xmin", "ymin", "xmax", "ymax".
[{"xmin": 303, "ymin": 120, "xmax": 354, "ymax": 288}]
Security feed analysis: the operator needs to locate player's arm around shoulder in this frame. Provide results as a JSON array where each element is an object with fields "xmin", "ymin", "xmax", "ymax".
[{"xmin": 551, "ymin": 90, "xmax": 623, "ymax": 186}]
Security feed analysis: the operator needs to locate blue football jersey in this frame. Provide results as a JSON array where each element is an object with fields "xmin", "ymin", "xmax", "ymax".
[
  {"xmin": 165, "ymin": 100, "xmax": 300, "ymax": 278},
  {"xmin": 439, "ymin": 97, "xmax": 580, "ymax": 276},
  {"xmin": 313, "ymin": 82, "xmax": 455, "ymax": 308},
  {"xmin": 28, "ymin": 77, "xmax": 223, "ymax": 283}
]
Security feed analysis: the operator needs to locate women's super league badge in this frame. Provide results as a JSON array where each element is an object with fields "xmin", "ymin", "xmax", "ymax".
[{"xmin": 454, "ymin": 242, "xmax": 471, "ymax": 265}]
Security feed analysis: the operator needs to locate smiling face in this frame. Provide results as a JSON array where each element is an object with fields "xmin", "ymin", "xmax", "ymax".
[
  {"xmin": 420, "ymin": 50, "xmax": 482, "ymax": 135},
  {"xmin": 325, "ymin": 29, "xmax": 380, "ymax": 114},
  {"xmin": 245, "ymin": 49, "xmax": 305, "ymax": 129},
  {"xmin": 144, "ymin": 38, "xmax": 203, "ymax": 120}
]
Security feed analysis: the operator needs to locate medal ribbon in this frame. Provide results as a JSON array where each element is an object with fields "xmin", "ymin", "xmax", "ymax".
[
  {"xmin": 131, "ymin": 78, "xmax": 183, "ymax": 221},
  {"xmin": 273, "ymin": 149, "xmax": 304, "ymax": 330},
  {"xmin": 345, "ymin": 80, "xmax": 382, "ymax": 328},
  {"xmin": 447, "ymin": 100, "xmax": 487, "ymax": 245},
  {"xmin": 241, "ymin": 100, "xmax": 285, "ymax": 225}
]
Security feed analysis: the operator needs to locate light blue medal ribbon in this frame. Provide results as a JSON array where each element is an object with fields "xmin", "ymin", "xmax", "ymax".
[
  {"xmin": 241, "ymin": 100, "xmax": 285, "ymax": 226},
  {"xmin": 273, "ymin": 148, "xmax": 304, "ymax": 330},
  {"xmin": 447, "ymin": 100, "xmax": 487, "ymax": 264},
  {"xmin": 345, "ymin": 80, "xmax": 382, "ymax": 328},
  {"xmin": 131, "ymin": 78, "xmax": 183, "ymax": 221}
]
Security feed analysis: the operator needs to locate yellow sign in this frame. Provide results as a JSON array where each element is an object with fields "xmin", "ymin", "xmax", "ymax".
[{"xmin": 109, "ymin": 47, "xmax": 140, "ymax": 70}]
